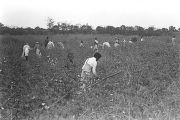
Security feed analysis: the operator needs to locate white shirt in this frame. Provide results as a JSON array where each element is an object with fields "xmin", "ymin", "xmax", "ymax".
[
  {"xmin": 23, "ymin": 45, "xmax": 30, "ymax": 56},
  {"xmin": 95, "ymin": 40, "xmax": 98, "ymax": 44},
  {"xmin": 115, "ymin": 40, "xmax": 119, "ymax": 43},
  {"xmin": 141, "ymin": 38, "xmax": 144, "ymax": 41},
  {"xmin": 103, "ymin": 42, "xmax": 111, "ymax": 47},
  {"xmin": 47, "ymin": 41, "xmax": 55, "ymax": 49},
  {"xmin": 172, "ymin": 38, "xmax": 175, "ymax": 42},
  {"xmin": 114, "ymin": 43, "xmax": 119, "ymax": 47},
  {"xmin": 82, "ymin": 57, "xmax": 97, "ymax": 75},
  {"xmin": 58, "ymin": 42, "xmax": 64, "ymax": 49}
]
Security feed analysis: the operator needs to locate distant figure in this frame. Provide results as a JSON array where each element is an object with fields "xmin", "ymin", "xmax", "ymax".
[
  {"xmin": 44, "ymin": 36, "xmax": 49, "ymax": 48},
  {"xmin": 122, "ymin": 39, "xmax": 127, "ymax": 47},
  {"xmin": 114, "ymin": 37, "xmax": 119, "ymax": 43},
  {"xmin": 102, "ymin": 42, "xmax": 111, "ymax": 49},
  {"xmin": 21, "ymin": 43, "xmax": 32, "ymax": 61},
  {"xmin": 93, "ymin": 37, "xmax": 99, "ymax": 52},
  {"xmin": 57, "ymin": 42, "xmax": 65, "ymax": 49},
  {"xmin": 47, "ymin": 41, "xmax": 55, "ymax": 49},
  {"xmin": 65, "ymin": 52, "xmax": 75, "ymax": 70},
  {"xmin": 172, "ymin": 36, "xmax": 176, "ymax": 46},
  {"xmin": 128, "ymin": 41, "xmax": 133, "ymax": 44},
  {"xmin": 34, "ymin": 42, "xmax": 42, "ymax": 58},
  {"xmin": 80, "ymin": 40, "xmax": 84, "ymax": 47},
  {"xmin": 114, "ymin": 39, "xmax": 120, "ymax": 47},
  {"xmin": 140, "ymin": 36, "xmax": 144, "ymax": 41},
  {"xmin": 80, "ymin": 52, "xmax": 102, "ymax": 89},
  {"xmin": 94, "ymin": 37, "xmax": 99, "ymax": 45}
]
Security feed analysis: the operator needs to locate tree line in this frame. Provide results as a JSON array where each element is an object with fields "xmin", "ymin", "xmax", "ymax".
[{"xmin": 0, "ymin": 18, "xmax": 179, "ymax": 36}]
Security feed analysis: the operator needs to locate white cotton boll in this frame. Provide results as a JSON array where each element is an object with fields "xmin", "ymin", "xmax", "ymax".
[
  {"xmin": 42, "ymin": 103, "xmax": 45, "ymax": 106},
  {"xmin": 45, "ymin": 105, "xmax": 49, "ymax": 109},
  {"xmin": 129, "ymin": 41, "xmax": 133, "ymax": 43},
  {"xmin": 32, "ymin": 96, "xmax": 36, "ymax": 99}
]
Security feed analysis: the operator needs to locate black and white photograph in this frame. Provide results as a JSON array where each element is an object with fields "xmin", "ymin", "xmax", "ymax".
[{"xmin": 0, "ymin": 0, "xmax": 180, "ymax": 120}]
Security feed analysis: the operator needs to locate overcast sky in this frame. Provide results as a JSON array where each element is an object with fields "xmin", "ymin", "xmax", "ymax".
[{"xmin": 0, "ymin": 0, "xmax": 180, "ymax": 29}]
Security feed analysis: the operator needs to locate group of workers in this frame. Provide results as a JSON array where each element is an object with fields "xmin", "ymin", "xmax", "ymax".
[{"xmin": 21, "ymin": 35, "xmax": 176, "ymax": 92}]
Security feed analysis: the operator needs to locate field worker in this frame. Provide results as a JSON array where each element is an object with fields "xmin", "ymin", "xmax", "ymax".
[
  {"xmin": 80, "ymin": 52, "xmax": 102, "ymax": 89},
  {"xmin": 34, "ymin": 42, "xmax": 42, "ymax": 58},
  {"xmin": 128, "ymin": 40, "xmax": 133, "ymax": 44},
  {"xmin": 114, "ymin": 43, "xmax": 119, "ymax": 47},
  {"xmin": 94, "ymin": 37, "xmax": 99, "ymax": 45},
  {"xmin": 114, "ymin": 37, "xmax": 119, "ymax": 43},
  {"xmin": 57, "ymin": 42, "xmax": 65, "ymax": 49},
  {"xmin": 93, "ymin": 37, "xmax": 99, "ymax": 52},
  {"xmin": 80, "ymin": 40, "xmax": 84, "ymax": 47},
  {"xmin": 123, "ymin": 39, "xmax": 126, "ymax": 47},
  {"xmin": 44, "ymin": 36, "xmax": 49, "ymax": 48},
  {"xmin": 21, "ymin": 43, "xmax": 32, "ymax": 61},
  {"xmin": 102, "ymin": 42, "xmax": 111, "ymax": 49},
  {"xmin": 172, "ymin": 36, "xmax": 176, "ymax": 46},
  {"xmin": 140, "ymin": 36, "xmax": 144, "ymax": 41},
  {"xmin": 47, "ymin": 40, "xmax": 55, "ymax": 49},
  {"xmin": 114, "ymin": 39, "xmax": 120, "ymax": 47}
]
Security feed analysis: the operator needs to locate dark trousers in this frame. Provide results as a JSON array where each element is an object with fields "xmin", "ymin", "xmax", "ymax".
[{"xmin": 25, "ymin": 56, "xmax": 28, "ymax": 61}]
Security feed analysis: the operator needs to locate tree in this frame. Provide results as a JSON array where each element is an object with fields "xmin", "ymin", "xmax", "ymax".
[
  {"xmin": 147, "ymin": 26, "xmax": 155, "ymax": 31},
  {"xmin": 178, "ymin": 28, "xmax": 180, "ymax": 32},
  {"xmin": 0, "ymin": 22, "xmax": 4, "ymax": 28},
  {"xmin": 80, "ymin": 24, "xmax": 93, "ymax": 34},
  {"xmin": 59, "ymin": 22, "xmax": 69, "ymax": 34},
  {"xmin": 96, "ymin": 26, "xmax": 105, "ymax": 34},
  {"xmin": 47, "ymin": 17, "xmax": 55, "ymax": 30},
  {"xmin": 105, "ymin": 26, "xmax": 116, "ymax": 34},
  {"xmin": 134, "ymin": 26, "xmax": 145, "ymax": 36},
  {"xmin": 169, "ymin": 26, "xmax": 176, "ymax": 32},
  {"xmin": 0, "ymin": 22, "xmax": 5, "ymax": 34}
]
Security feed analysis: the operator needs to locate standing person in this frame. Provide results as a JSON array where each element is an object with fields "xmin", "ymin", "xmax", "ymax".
[
  {"xmin": 123, "ymin": 39, "xmax": 126, "ymax": 47},
  {"xmin": 34, "ymin": 42, "xmax": 42, "ymax": 58},
  {"xmin": 140, "ymin": 36, "xmax": 144, "ymax": 41},
  {"xmin": 93, "ymin": 37, "xmax": 99, "ymax": 52},
  {"xmin": 21, "ymin": 43, "xmax": 31, "ymax": 61},
  {"xmin": 114, "ymin": 37, "xmax": 119, "ymax": 43},
  {"xmin": 57, "ymin": 42, "xmax": 65, "ymax": 49},
  {"xmin": 47, "ymin": 40, "xmax": 55, "ymax": 49},
  {"xmin": 102, "ymin": 42, "xmax": 111, "ymax": 49},
  {"xmin": 44, "ymin": 36, "xmax": 49, "ymax": 48},
  {"xmin": 80, "ymin": 52, "xmax": 102, "ymax": 90},
  {"xmin": 80, "ymin": 40, "xmax": 84, "ymax": 47},
  {"xmin": 114, "ymin": 38, "xmax": 120, "ymax": 47},
  {"xmin": 172, "ymin": 36, "xmax": 176, "ymax": 46}
]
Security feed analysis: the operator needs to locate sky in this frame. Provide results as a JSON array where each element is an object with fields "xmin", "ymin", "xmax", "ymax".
[{"xmin": 0, "ymin": 0, "xmax": 180, "ymax": 29}]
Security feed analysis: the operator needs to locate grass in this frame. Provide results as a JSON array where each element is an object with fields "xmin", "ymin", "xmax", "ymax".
[{"xmin": 0, "ymin": 34, "xmax": 180, "ymax": 120}]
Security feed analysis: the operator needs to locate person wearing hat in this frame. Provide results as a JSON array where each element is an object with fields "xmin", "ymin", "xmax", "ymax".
[
  {"xmin": 44, "ymin": 36, "xmax": 49, "ymax": 48},
  {"xmin": 114, "ymin": 37, "xmax": 119, "ymax": 43},
  {"xmin": 21, "ymin": 43, "xmax": 32, "ymax": 61},
  {"xmin": 172, "ymin": 36, "xmax": 176, "ymax": 46},
  {"xmin": 114, "ymin": 38, "xmax": 120, "ymax": 47},
  {"xmin": 80, "ymin": 52, "xmax": 102, "ymax": 90},
  {"xmin": 80, "ymin": 40, "xmax": 84, "ymax": 47},
  {"xmin": 34, "ymin": 42, "xmax": 42, "ymax": 58},
  {"xmin": 47, "ymin": 40, "xmax": 55, "ymax": 49},
  {"xmin": 93, "ymin": 37, "xmax": 99, "ymax": 52}
]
